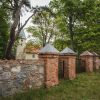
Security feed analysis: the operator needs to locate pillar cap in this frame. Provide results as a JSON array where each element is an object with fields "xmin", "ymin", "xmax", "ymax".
[
  {"xmin": 92, "ymin": 52, "xmax": 99, "ymax": 57},
  {"xmin": 60, "ymin": 47, "xmax": 76, "ymax": 55},
  {"xmin": 39, "ymin": 44, "xmax": 59, "ymax": 54},
  {"xmin": 80, "ymin": 51, "xmax": 93, "ymax": 56}
]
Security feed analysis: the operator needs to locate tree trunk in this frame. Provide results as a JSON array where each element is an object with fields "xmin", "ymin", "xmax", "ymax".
[
  {"xmin": 69, "ymin": 14, "xmax": 74, "ymax": 50},
  {"xmin": 4, "ymin": 0, "xmax": 34, "ymax": 59},
  {"xmin": 5, "ymin": 24, "xmax": 17, "ymax": 59},
  {"xmin": 5, "ymin": 39, "xmax": 15, "ymax": 59},
  {"xmin": 5, "ymin": 19, "xmax": 19, "ymax": 59}
]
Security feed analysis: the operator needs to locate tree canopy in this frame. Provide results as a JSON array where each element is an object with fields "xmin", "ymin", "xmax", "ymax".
[
  {"xmin": 27, "ymin": 7, "xmax": 59, "ymax": 47},
  {"xmin": 50, "ymin": 0, "xmax": 100, "ymax": 54},
  {"xmin": 0, "ymin": 3, "xmax": 9, "ymax": 58},
  {"xmin": 0, "ymin": 0, "xmax": 100, "ymax": 59}
]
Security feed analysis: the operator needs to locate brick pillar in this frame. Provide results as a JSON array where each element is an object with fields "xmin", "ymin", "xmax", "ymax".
[
  {"xmin": 39, "ymin": 44, "xmax": 59, "ymax": 88},
  {"xmin": 92, "ymin": 52, "xmax": 99, "ymax": 70},
  {"xmin": 80, "ymin": 51, "xmax": 93, "ymax": 72},
  {"xmin": 39, "ymin": 54, "xmax": 59, "ymax": 88},
  {"xmin": 59, "ymin": 47, "xmax": 76, "ymax": 80},
  {"xmin": 59, "ymin": 55, "xmax": 76, "ymax": 80}
]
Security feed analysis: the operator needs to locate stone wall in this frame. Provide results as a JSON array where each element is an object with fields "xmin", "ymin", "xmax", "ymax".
[{"xmin": 0, "ymin": 60, "xmax": 44, "ymax": 96}]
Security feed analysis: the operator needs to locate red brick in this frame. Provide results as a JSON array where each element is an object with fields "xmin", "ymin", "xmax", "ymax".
[
  {"xmin": 39, "ymin": 54, "xmax": 59, "ymax": 88},
  {"xmin": 59, "ymin": 55, "xmax": 76, "ymax": 80},
  {"xmin": 80, "ymin": 56, "xmax": 93, "ymax": 72}
]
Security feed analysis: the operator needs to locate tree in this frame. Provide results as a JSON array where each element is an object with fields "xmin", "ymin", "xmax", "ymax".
[
  {"xmin": 50, "ymin": 0, "xmax": 100, "ymax": 54},
  {"xmin": 0, "ymin": 4, "xmax": 9, "ymax": 58},
  {"xmin": 74, "ymin": 0, "xmax": 100, "ymax": 54},
  {"xmin": 25, "ymin": 40, "xmax": 41, "ymax": 50},
  {"xmin": 50, "ymin": 0, "xmax": 81, "ymax": 50},
  {"xmin": 27, "ymin": 7, "xmax": 58, "ymax": 47},
  {"xmin": 1, "ymin": 0, "xmax": 36, "ymax": 59}
]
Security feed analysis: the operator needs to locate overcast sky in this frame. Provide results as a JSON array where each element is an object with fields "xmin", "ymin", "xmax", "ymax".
[
  {"xmin": 22, "ymin": 0, "xmax": 51, "ymax": 38},
  {"xmin": 22, "ymin": 0, "xmax": 51, "ymax": 26},
  {"xmin": 30, "ymin": 0, "xmax": 51, "ymax": 7}
]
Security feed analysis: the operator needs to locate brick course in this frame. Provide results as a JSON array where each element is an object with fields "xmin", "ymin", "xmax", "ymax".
[
  {"xmin": 92, "ymin": 53, "xmax": 100, "ymax": 70},
  {"xmin": 39, "ymin": 54, "xmax": 59, "ymax": 88},
  {"xmin": 80, "ymin": 55, "xmax": 93, "ymax": 72},
  {"xmin": 59, "ymin": 55, "xmax": 76, "ymax": 80}
]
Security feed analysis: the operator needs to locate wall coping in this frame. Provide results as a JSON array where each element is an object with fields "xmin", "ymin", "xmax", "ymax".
[
  {"xmin": 39, "ymin": 54, "xmax": 59, "ymax": 58},
  {"xmin": 60, "ymin": 54, "xmax": 76, "ymax": 56},
  {"xmin": 0, "ymin": 59, "xmax": 44, "ymax": 65},
  {"xmin": 39, "ymin": 52, "xmax": 59, "ymax": 55},
  {"xmin": 39, "ymin": 44, "xmax": 59, "ymax": 54}
]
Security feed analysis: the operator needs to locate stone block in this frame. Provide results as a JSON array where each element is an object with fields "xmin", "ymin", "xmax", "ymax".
[
  {"xmin": 0, "ymin": 60, "xmax": 45, "ymax": 96},
  {"xmin": 2, "ymin": 72, "xmax": 11, "ymax": 80},
  {"xmin": 11, "ymin": 66, "xmax": 21, "ymax": 73}
]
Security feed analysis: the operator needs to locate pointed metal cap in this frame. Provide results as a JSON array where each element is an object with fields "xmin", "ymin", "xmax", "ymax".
[
  {"xmin": 39, "ymin": 44, "xmax": 59, "ymax": 54},
  {"xmin": 60, "ymin": 47, "xmax": 76, "ymax": 55},
  {"xmin": 80, "ymin": 51, "xmax": 93, "ymax": 56},
  {"xmin": 19, "ymin": 29, "xmax": 26, "ymax": 39},
  {"xmin": 92, "ymin": 52, "xmax": 99, "ymax": 57}
]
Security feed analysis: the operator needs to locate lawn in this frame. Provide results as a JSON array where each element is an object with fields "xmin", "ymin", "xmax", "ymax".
[{"xmin": 1, "ymin": 70, "xmax": 100, "ymax": 100}]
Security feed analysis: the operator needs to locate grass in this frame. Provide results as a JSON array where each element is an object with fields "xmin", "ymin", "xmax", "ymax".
[{"xmin": 1, "ymin": 70, "xmax": 100, "ymax": 100}]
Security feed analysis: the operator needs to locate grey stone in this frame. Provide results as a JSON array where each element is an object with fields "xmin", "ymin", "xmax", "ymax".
[
  {"xmin": 5, "ymin": 64, "xmax": 10, "ymax": 68},
  {"xmin": 17, "ymin": 72, "xmax": 27, "ymax": 79},
  {"xmin": 3, "ymin": 64, "xmax": 10, "ymax": 71},
  {"xmin": 0, "ymin": 67, "xmax": 3, "ymax": 73},
  {"xmin": 0, "ymin": 62, "xmax": 45, "ymax": 96},
  {"xmin": 2, "ymin": 72, "xmax": 11, "ymax": 80},
  {"xmin": 11, "ymin": 66, "xmax": 21, "ymax": 73},
  {"xmin": 35, "ymin": 81, "xmax": 42, "ymax": 87},
  {"xmin": 0, "ymin": 81, "xmax": 2, "ymax": 96},
  {"xmin": 40, "ymin": 75, "xmax": 44, "ymax": 79},
  {"xmin": 0, "ymin": 75, "xmax": 2, "ymax": 80},
  {"xmin": 11, "ymin": 88, "xmax": 18, "ymax": 95},
  {"xmin": 33, "ymin": 65, "xmax": 38, "ymax": 70},
  {"xmin": 39, "ymin": 67, "xmax": 44, "ymax": 74},
  {"xmin": 1, "ymin": 81, "xmax": 13, "ymax": 96}
]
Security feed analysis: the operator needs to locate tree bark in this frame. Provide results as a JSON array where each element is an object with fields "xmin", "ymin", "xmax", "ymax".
[
  {"xmin": 5, "ymin": 38, "xmax": 15, "ymax": 59},
  {"xmin": 5, "ymin": 5, "xmax": 21, "ymax": 59},
  {"xmin": 5, "ymin": 0, "xmax": 35, "ymax": 59},
  {"xmin": 5, "ymin": 12, "xmax": 35, "ymax": 59},
  {"xmin": 69, "ymin": 14, "xmax": 74, "ymax": 50},
  {"xmin": 5, "ymin": 17, "xmax": 19, "ymax": 59}
]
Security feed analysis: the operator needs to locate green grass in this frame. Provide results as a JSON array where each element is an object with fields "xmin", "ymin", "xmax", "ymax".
[{"xmin": 1, "ymin": 70, "xmax": 100, "ymax": 100}]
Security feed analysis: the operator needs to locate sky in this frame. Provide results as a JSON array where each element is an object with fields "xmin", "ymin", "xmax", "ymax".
[
  {"xmin": 30, "ymin": 0, "xmax": 51, "ymax": 7},
  {"xmin": 22, "ymin": 0, "xmax": 51, "ymax": 28},
  {"xmin": 21, "ymin": 0, "xmax": 51, "ymax": 40}
]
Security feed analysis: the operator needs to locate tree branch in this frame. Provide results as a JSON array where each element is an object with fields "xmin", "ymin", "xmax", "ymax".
[
  {"xmin": 48, "ymin": 22, "xmax": 55, "ymax": 43},
  {"xmin": 16, "ymin": 12, "xmax": 36, "ymax": 38},
  {"xmin": 3, "ymin": 6, "xmax": 14, "ymax": 10},
  {"xmin": 8, "ymin": 0, "xmax": 14, "ymax": 8}
]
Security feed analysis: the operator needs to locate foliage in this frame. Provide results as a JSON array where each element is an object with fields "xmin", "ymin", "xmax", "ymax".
[
  {"xmin": 0, "ymin": 4, "xmax": 9, "ymax": 58},
  {"xmin": 0, "ymin": 0, "xmax": 35, "ymax": 59},
  {"xmin": 0, "ymin": 0, "xmax": 100, "ymax": 58},
  {"xmin": 25, "ymin": 41, "xmax": 41, "ymax": 49},
  {"xmin": 50, "ymin": 0, "xmax": 100, "ymax": 54},
  {"xmin": 74, "ymin": 0, "xmax": 100, "ymax": 54},
  {"xmin": 27, "ymin": 7, "xmax": 58, "ymax": 47}
]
